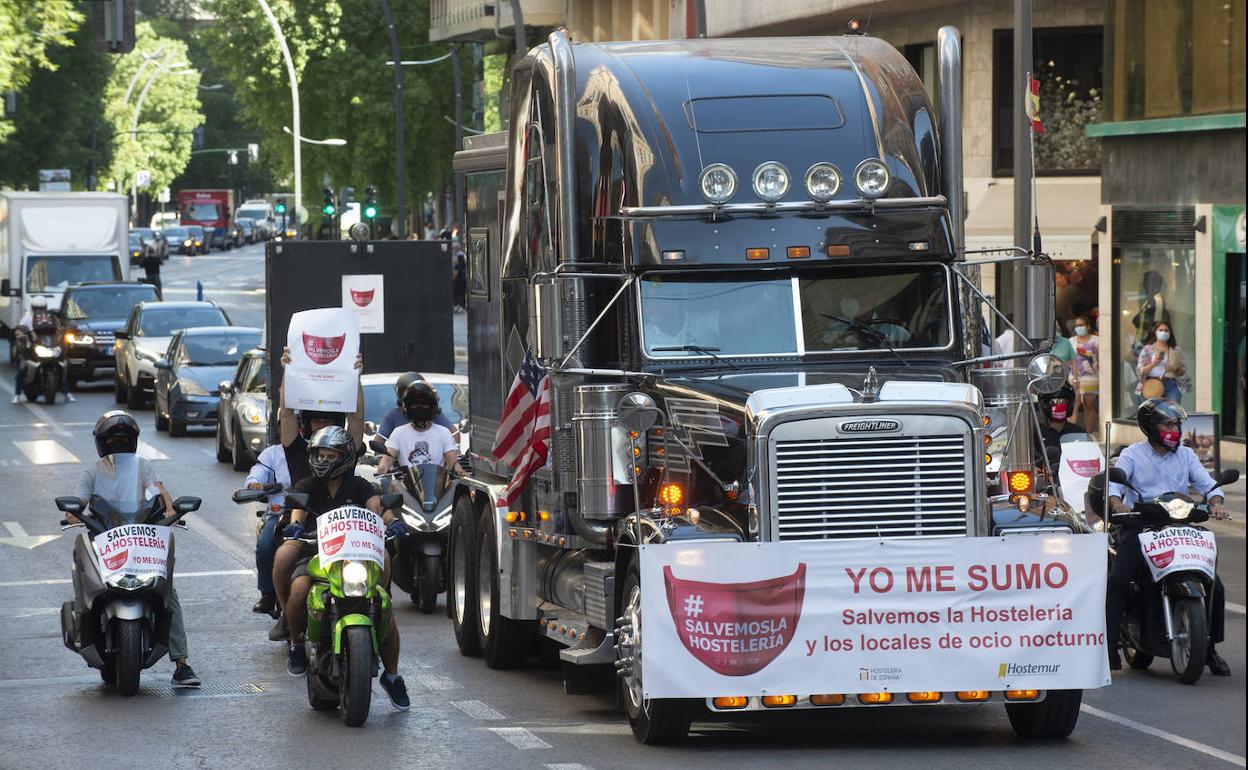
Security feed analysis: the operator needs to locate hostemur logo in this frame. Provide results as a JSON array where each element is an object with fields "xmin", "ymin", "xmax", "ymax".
[
  {"xmin": 301, "ymin": 332, "xmax": 346, "ymax": 365},
  {"xmin": 998, "ymin": 661, "xmax": 1061, "ymax": 678}
]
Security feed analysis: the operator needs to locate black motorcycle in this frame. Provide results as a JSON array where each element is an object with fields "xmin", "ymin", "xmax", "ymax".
[
  {"xmin": 57, "ymin": 484, "xmax": 202, "ymax": 695},
  {"xmin": 232, "ymin": 481, "xmax": 287, "ymax": 620},
  {"xmin": 17, "ymin": 329, "xmax": 66, "ymax": 403},
  {"xmin": 1108, "ymin": 466, "xmax": 1239, "ymax": 684},
  {"xmin": 377, "ymin": 463, "xmax": 452, "ymax": 613}
]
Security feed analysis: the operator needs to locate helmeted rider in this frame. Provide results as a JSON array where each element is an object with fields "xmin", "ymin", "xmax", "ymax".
[
  {"xmin": 378, "ymin": 382, "xmax": 465, "ymax": 478},
  {"xmin": 375, "ymin": 371, "xmax": 456, "ymax": 440},
  {"xmin": 1036, "ymin": 382, "xmax": 1081, "ymax": 456},
  {"xmin": 276, "ymin": 426, "xmax": 411, "ymax": 709},
  {"xmin": 72, "ymin": 411, "xmax": 199, "ymax": 686},
  {"xmin": 1105, "ymin": 398, "xmax": 1229, "ymax": 675},
  {"xmin": 12, "ymin": 296, "xmax": 74, "ymax": 404}
]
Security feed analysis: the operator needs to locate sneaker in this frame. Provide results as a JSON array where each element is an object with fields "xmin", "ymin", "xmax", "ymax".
[
  {"xmin": 64, "ymin": 392, "xmax": 75, "ymax": 402},
  {"xmin": 1208, "ymin": 648, "xmax": 1231, "ymax": 676},
  {"xmin": 287, "ymin": 644, "xmax": 307, "ymax": 676},
  {"xmin": 268, "ymin": 614, "xmax": 289, "ymax": 641},
  {"xmin": 172, "ymin": 664, "xmax": 201, "ymax": 687},
  {"xmin": 379, "ymin": 673, "xmax": 410, "ymax": 710},
  {"xmin": 10, "ymin": 395, "xmax": 20, "ymax": 404},
  {"xmin": 252, "ymin": 594, "xmax": 276, "ymax": 615}
]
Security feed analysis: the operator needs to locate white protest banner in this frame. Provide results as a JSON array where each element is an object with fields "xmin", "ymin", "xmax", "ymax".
[
  {"xmin": 316, "ymin": 506, "xmax": 385, "ymax": 567},
  {"xmin": 93, "ymin": 524, "xmax": 172, "ymax": 581},
  {"xmin": 640, "ymin": 534, "xmax": 1110, "ymax": 698},
  {"xmin": 285, "ymin": 308, "xmax": 360, "ymax": 412},
  {"xmin": 342, "ymin": 274, "xmax": 385, "ymax": 334},
  {"xmin": 1138, "ymin": 527, "xmax": 1216, "ymax": 581},
  {"xmin": 1057, "ymin": 436, "xmax": 1103, "ymax": 509}
]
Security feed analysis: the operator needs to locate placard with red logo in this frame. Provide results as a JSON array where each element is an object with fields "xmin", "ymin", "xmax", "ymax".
[
  {"xmin": 93, "ymin": 524, "xmax": 172, "ymax": 582},
  {"xmin": 285, "ymin": 307, "xmax": 360, "ymax": 412},
  {"xmin": 341, "ymin": 274, "xmax": 385, "ymax": 334},
  {"xmin": 1138, "ymin": 526, "xmax": 1217, "ymax": 582},
  {"xmin": 639, "ymin": 535, "xmax": 1110, "ymax": 698},
  {"xmin": 316, "ymin": 505, "xmax": 385, "ymax": 566}
]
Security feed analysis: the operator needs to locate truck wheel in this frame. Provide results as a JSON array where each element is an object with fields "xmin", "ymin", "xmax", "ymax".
[
  {"xmin": 476, "ymin": 511, "xmax": 528, "ymax": 668},
  {"xmin": 114, "ymin": 619, "xmax": 144, "ymax": 696},
  {"xmin": 449, "ymin": 495, "xmax": 481, "ymax": 656},
  {"xmin": 1170, "ymin": 596, "xmax": 1207, "ymax": 684},
  {"xmin": 339, "ymin": 626, "xmax": 373, "ymax": 726},
  {"xmin": 618, "ymin": 561, "xmax": 692, "ymax": 744},
  {"xmin": 1124, "ymin": 646, "xmax": 1153, "ymax": 670},
  {"xmin": 1006, "ymin": 689, "xmax": 1082, "ymax": 739}
]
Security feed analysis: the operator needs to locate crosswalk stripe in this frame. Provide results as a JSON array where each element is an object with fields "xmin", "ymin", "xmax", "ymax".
[
  {"xmin": 136, "ymin": 440, "xmax": 170, "ymax": 461},
  {"xmin": 13, "ymin": 439, "xmax": 80, "ymax": 465}
]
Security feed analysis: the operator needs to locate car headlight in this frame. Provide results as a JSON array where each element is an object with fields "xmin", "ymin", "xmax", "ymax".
[
  {"xmin": 751, "ymin": 161, "xmax": 791, "ymax": 202},
  {"xmin": 240, "ymin": 402, "xmax": 265, "ymax": 424},
  {"xmin": 699, "ymin": 163, "xmax": 737, "ymax": 204},
  {"xmin": 804, "ymin": 162, "xmax": 842, "ymax": 202},
  {"xmin": 183, "ymin": 239, "xmax": 193, "ymax": 247},
  {"xmin": 342, "ymin": 561, "xmax": 369, "ymax": 597},
  {"xmin": 854, "ymin": 158, "xmax": 891, "ymax": 199},
  {"xmin": 65, "ymin": 332, "xmax": 95, "ymax": 346},
  {"xmin": 34, "ymin": 344, "xmax": 61, "ymax": 358},
  {"xmin": 178, "ymin": 379, "xmax": 210, "ymax": 396}
]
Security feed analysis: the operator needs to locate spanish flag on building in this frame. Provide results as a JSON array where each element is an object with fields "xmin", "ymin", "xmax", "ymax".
[{"xmin": 1026, "ymin": 73, "xmax": 1044, "ymax": 134}]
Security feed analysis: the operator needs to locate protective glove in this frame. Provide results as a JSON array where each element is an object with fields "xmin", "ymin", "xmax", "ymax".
[
  {"xmin": 386, "ymin": 519, "xmax": 412, "ymax": 540},
  {"xmin": 282, "ymin": 522, "xmax": 306, "ymax": 540}
]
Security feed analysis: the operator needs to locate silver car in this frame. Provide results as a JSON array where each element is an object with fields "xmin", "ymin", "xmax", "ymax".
[{"xmin": 215, "ymin": 347, "xmax": 269, "ymax": 470}]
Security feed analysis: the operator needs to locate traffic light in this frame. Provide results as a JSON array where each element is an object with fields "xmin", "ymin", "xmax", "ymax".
[
  {"xmin": 363, "ymin": 186, "xmax": 379, "ymax": 220},
  {"xmin": 321, "ymin": 187, "xmax": 336, "ymax": 217},
  {"xmin": 274, "ymin": 202, "xmax": 286, "ymax": 215}
]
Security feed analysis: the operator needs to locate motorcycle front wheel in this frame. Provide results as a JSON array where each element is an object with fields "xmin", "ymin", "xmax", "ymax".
[
  {"xmin": 339, "ymin": 626, "xmax": 373, "ymax": 726},
  {"xmin": 1170, "ymin": 596, "xmax": 1208, "ymax": 684},
  {"xmin": 114, "ymin": 619, "xmax": 144, "ymax": 696},
  {"xmin": 417, "ymin": 556, "xmax": 440, "ymax": 614}
]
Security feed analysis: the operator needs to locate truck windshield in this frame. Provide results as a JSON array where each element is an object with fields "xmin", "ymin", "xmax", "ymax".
[
  {"xmin": 640, "ymin": 265, "xmax": 951, "ymax": 359},
  {"xmin": 25, "ymin": 255, "xmax": 122, "ymax": 292},
  {"xmin": 184, "ymin": 203, "xmax": 221, "ymax": 222}
]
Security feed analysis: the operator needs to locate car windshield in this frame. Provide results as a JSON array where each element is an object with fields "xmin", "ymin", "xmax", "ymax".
[
  {"xmin": 129, "ymin": 234, "xmax": 143, "ymax": 246},
  {"xmin": 188, "ymin": 227, "xmax": 204, "ymax": 236},
  {"xmin": 25, "ymin": 256, "xmax": 122, "ymax": 292},
  {"xmin": 362, "ymin": 381, "xmax": 465, "ymax": 425},
  {"xmin": 237, "ymin": 218, "xmax": 254, "ymax": 227},
  {"xmin": 140, "ymin": 307, "xmax": 228, "ymax": 336},
  {"xmin": 639, "ymin": 265, "xmax": 951, "ymax": 359},
  {"xmin": 64, "ymin": 287, "xmax": 158, "ymax": 320},
  {"xmin": 180, "ymin": 332, "xmax": 262, "ymax": 366},
  {"xmin": 166, "ymin": 228, "xmax": 189, "ymax": 239}
]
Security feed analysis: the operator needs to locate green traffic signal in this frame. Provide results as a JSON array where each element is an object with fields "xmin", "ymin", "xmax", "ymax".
[
  {"xmin": 322, "ymin": 204, "xmax": 335, "ymax": 216},
  {"xmin": 275, "ymin": 202, "xmax": 287, "ymax": 214},
  {"xmin": 364, "ymin": 204, "xmax": 378, "ymax": 219}
]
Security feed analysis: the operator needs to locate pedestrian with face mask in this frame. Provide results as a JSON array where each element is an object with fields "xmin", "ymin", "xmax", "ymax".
[
  {"xmin": 1071, "ymin": 315, "xmax": 1099, "ymax": 434},
  {"xmin": 1135, "ymin": 321, "xmax": 1185, "ymax": 404}
]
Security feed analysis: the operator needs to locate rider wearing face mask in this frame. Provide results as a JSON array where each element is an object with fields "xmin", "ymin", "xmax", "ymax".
[
  {"xmin": 1105, "ymin": 398, "xmax": 1230, "ymax": 675},
  {"xmin": 1036, "ymin": 383, "xmax": 1081, "ymax": 455},
  {"xmin": 378, "ymin": 383, "xmax": 465, "ymax": 478}
]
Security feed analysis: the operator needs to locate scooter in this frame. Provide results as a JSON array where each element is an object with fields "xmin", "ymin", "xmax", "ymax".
[
  {"xmin": 56, "ymin": 483, "xmax": 202, "ymax": 696},
  {"xmin": 1108, "ymin": 466, "xmax": 1239, "ymax": 684},
  {"xmin": 377, "ymin": 463, "xmax": 453, "ymax": 613},
  {"xmin": 232, "ymin": 481, "xmax": 286, "ymax": 620},
  {"xmin": 17, "ymin": 329, "xmax": 66, "ymax": 403}
]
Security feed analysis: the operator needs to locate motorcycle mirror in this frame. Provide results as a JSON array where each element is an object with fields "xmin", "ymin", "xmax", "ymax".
[
  {"xmin": 1218, "ymin": 468, "xmax": 1240, "ymax": 486},
  {"xmin": 1108, "ymin": 467, "xmax": 1130, "ymax": 486},
  {"xmin": 219, "ymin": 380, "xmax": 233, "ymax": 394},
  {"xmin": 172, "ymin": 496, "xmax": 202, "ymax": 515},
  {"xmin": 55, "ymin": 496, "xmax": 85, "ymax": 516},
  {"xmin": 284, "ymin": 492, "xmax": 310, "ymax": 511},
  {"xmin": 364, "ymin": 420, "xmax": 378, "ymax": 434},
  {"xmin": 232, "ymin": 488, "xmax": 267, "ymax": 504},
  {"xmin": 154, "ymin": 360, "xmax": 171, "ymax": 370},
  {"xmin": 379, "ymin": 493, "xmax": 403, "ymax": 512},
  {"xmin": 369, "ymin": 437, "xmax": 387, "ymax": 455}
]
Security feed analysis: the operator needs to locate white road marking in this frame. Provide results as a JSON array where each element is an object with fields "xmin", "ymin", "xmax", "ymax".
[
  {"xmin": 13, "ymin": 439, "xmax": 80, "ymax": 465},
  {"xmin": 414, "ymin": 672, "xmax": 460, "ymax": 691},
  {"xmin": 136, "ymin": 440, "xmax": 170, "ymax": 461},
  {"xmin": 19, "ymin": 403, "xmax": 72, "ymax": 437},
  {"xmin": 0, "ymin": 521, "xmax": 60, "ymax": 549},
  {"xmin": 545, "ymin": 765, "xmax": 593, "ymax": 770},
  {"xmin": 161, "ymin": 288, "xmax": 264, "ymax": 296},
  {"xmin": 490, "ymin": 727, "xmax": 551, "ymax": 750},
  {"xmin": 450, "ymin": 699, "xmax": 506, "ymax": 720},
  {"xmin": 0, "ymin": 568, "xmax": 253, "ymax": 588},
  {"xmin": 1227, "ymin": 602, "xmax": 1245, "ymax": 616},
  {"xmin": 7, "ymin": 608, "xmax": 59, "ymax": 618},
  {"xmin": 179, "ymin": 515, "xmax": 255, "ymax": 568},
  {"xmin": 1081, "ymin": 704, "xmax": 1246, "ymax": 767}
]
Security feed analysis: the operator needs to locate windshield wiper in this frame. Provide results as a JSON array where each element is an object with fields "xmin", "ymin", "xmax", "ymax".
[
  {"xmin": 820, "ymin": 314, "xmax": 911, "ymax": 368},
  {"xmin": 652, "ymin": 344, "xmax": 742, "ymax": 371}
]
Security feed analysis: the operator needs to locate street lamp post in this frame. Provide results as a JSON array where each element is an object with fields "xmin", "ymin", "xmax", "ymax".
[
  {"xmin": 282, "ymin": 126, "xmax": 347, "ymax": 146},
  {"xmin": 255, "ymin": 0, "xmax": 302, "ymax": 229},
  {"xmin": 129, "ymin": 60, "xmax": 196, "ymax": 221}
]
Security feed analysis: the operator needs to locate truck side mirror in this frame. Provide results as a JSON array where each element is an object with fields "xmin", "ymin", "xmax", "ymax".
[
  {"xmin": 1027, "ymin": 354, "xmax": 1067, "ymax": 394},
  {"xmin": 1, "ymin": 278, "xmax": 16, "ymax": 297}
]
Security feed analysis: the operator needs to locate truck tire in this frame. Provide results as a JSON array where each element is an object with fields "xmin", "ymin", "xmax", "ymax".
[
  {"xmin": 1170, "ymin": 596, "xmax": 1207, "ymax": 684},
  {"xmin": 114, "ymin": 619, "xmax": 144, "ymax": 696},
  {"xmin": 476, "ymin": 511, "xmax": 528, "ymax": 669},
  {"xmin": 1006, "ymin": 689, "xmax": 1082, "ymax": 739},
  {"xmin": 618, "ymin": 561, "xmax": 692, "ymax": 744},
  {"xmin": 449, "ymin": 495, "xmax": 481, "ymax": 656},
  {"xmin": 340, "ymin": 626, "xmax": 373, "ymax": 726}
]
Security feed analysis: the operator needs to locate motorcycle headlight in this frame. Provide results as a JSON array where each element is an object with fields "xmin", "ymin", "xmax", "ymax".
[
  {"xmin": 401, "ymin": 509, "xmax": 431, "ymax": 532},
  {"xmin": 240, "ymin": 402, "xmax": 265, "ymax": 424},
  {"xmin": 106, "ymin": 574, "xmax": 159, "ymax": 591},
  {"xmin": 65, "ymin": 332, "xmax": 95, "ymax": 346},
  {"xmin": 1163, "ymin": 498, "xmax": 1194, "ymax": 521},
  {"xmin": 432, "ymin": 507, "xmax": 452, "ymax": 530},
  {"xmin": 178, "ymin": 379, "xmax": 210, "ymax": 396},
  {"xmin": 342, "ymin": 561, "xmax": 369, "ymax": 597},
  {"xmin": 34, "ymin": 344, "xmax": 61, "ymax": 358}
]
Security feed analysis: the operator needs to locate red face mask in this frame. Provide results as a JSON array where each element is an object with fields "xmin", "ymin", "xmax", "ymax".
[
  {"xmin": 1049, "ymin": 402, "xmax": 1069, "ymax": 421},
  {"xmin": 1159, "ymin": 428, "xmax": 1181, "ymax": 450}
]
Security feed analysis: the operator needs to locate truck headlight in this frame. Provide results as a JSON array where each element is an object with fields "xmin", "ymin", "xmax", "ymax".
[
  {"xmin": 34, "ymin": 344, "xmax": 61, "ymax": 358},
  {"xmin": 342, "ymin": 561, "xmax": 369, "ymax": 597},
  {"xmin": 751, "ymin": 161, "xmax": 790, "ymax": 202},
  {"xmin": 699, "ymin": 163, "xmax": 736, "ymax": 204},
  {"xmin": 854, "ymin": 158, "xmax": 890, "ymax": 199},
  {"xmin": 804, "ymin": 162, "xmax": 842, "ymax": 202}
]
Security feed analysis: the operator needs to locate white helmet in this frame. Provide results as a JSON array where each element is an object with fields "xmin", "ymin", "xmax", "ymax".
[{"xmin": 30, "ymin": 296, "xmax": 48, "ymax": 310}]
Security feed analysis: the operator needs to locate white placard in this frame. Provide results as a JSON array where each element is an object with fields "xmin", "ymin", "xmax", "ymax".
[
  {"xmin": 284, "ymin": 308, "xmax": 360, "ymax": 411},
  {"xmin": 639, "ymin": 535, "xmax": 1110, "ymax": 698},
  {"xmin": 341, "ymin": 274, "xmax": 385, "ymax": 334},
  {"xmin": 93, "ymin": 524, "xmax": 172, "ymax": 581},
  {"xmin": 1138, "ymin": 527, "xmax": 1216, "ymax": 582},
  {"xmin": 316, "ymin": 506, "xmax": 385, "ymax": 566},
  {"xmin": 1057, "ymin": 436, "xmax": 1104, "ymax": 511}
]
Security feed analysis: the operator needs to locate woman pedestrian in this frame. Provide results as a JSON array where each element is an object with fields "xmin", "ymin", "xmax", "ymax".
[
  {"xmin": 1135, "ymin": 321, "xmax": 1185, "ymax": 404},
  {"xmin": 1071, "ymin": 315, "xmax": 1099, "ymax": 434}
]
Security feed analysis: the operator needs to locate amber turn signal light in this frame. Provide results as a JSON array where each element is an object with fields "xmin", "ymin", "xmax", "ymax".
[
  {"xmin": 810, "ymin": 693, "xmax": 845, "ymax": 706},
  {"xmin": 857, "ymin": 692, "xmax": 893, "ymax": 704},
  {"xmin": 761, "ymin": 695, "xmax": 796, "ymax": 708},
  {"xmin": 745, "ymin": 247, "xmax": 769, "ymax": 260},
  {"xmin": 907, "ymin": 691, "xmax": 942, "ymax": 703},
  {"xmin": 712, "ymin": 696, "xmax": 748, "ymax": 709},
  {"xmin": 1005, "ymin": 690, "xmax": 1040, "ymax": 701},
  {"xmin": 956, "ymin": 690, "xmax": 990, "ymax": 702}
]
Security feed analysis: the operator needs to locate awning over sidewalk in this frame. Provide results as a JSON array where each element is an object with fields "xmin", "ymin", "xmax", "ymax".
[{"xmin": 965, "ymin": 178, "xmax": 1101, "ymax": 261}]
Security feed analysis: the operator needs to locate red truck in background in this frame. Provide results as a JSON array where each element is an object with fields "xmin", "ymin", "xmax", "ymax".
[{"xmin": 177, "ymin": 189, "xmax": 235, "ymax": 250}]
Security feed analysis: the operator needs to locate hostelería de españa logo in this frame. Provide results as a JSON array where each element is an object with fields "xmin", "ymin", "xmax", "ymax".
[{"xmin": 663, "ymin": 563, "xmax": 806, "ymax": 676}]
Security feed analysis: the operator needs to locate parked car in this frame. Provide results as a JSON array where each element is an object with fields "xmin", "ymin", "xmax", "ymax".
[
  {"xmin": 128, "ymin": 232, "xmax": 144, "ymax": 265},
  {"xmin": 131, "ymin": 227, "xmax": 168, "ymax": 260},
  {"xmin": 59, "ymin": 282, "xmax": 161, "ymax": 389},
  {"xmin": 234, "ymin": 217, "xmax": 257, "ymax": 244},
  {"xmin": 114, "ymin": 300, "xmax": 232, "ymax": 409},
  {"xmin": 154, "ymin": 326, "xmax": 263, "ymax": 437},
  {"xmin": 186, "ymin": 225, "xmax": 209, "ymax": 255},
  {"xmin": 216, "ymin": 347, "xmax": 268, "ymax": 469}
]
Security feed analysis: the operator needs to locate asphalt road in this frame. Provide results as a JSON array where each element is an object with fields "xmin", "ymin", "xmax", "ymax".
[{"xmin": 0, "ymin": 243, "xmax": 1242, "ymax": 769}]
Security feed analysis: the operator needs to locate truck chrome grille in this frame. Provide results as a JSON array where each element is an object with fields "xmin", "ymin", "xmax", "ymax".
[{"xmin": 773, "ymin": 434, "xmax": 968, "ymax": 540}]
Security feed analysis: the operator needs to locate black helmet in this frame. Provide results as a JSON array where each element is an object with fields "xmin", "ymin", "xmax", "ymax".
[
  {"xmin": 394, "ymin": 371, "xmax": 424, "ymax": 406},
  {"xmin": 1039, "ymin": 383, "xmax": 1076, "ymax": 420},
  {"xmin": 93, "ymin": 410, "xmax": 140, "ymax": 457},
  {"xmin": 307, "ymin": 426, "xmax": 357, "ymax": 480},
  {"xmin": 1136, "ymin": 398, "xmax": 1187, "ymax": 450},
  {"xmin": 298, "ymin": 410, "xmax": 342, "ymax": 438},
  {"xmin": 402, "ymin": 381, "xmax": 439, "ymax": 424}
]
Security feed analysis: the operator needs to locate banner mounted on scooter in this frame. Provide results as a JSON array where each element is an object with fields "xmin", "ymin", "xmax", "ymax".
[
  {"xmin": 93, "ymin": 524, "xmax": 172, "ymax": 582},
  {"xmin": 1138, "ymin": 527, "xmax": 1217, "ymax": 582},
  {"xmin": 285, "ymin": 308, "xmax": 360, "ymax": 412},
  {"xmin": 316, "ymin": 506, "xmax": 385, "ymax": 567}
]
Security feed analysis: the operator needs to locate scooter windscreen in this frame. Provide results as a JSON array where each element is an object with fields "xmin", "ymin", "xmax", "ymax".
[
  {"xmin": 406, "ymin": 464, "xmax": 450, "ymax": 513},
  {"xmin": 91, "ymin": 453, "xmax": 155, "ymax": 526}
]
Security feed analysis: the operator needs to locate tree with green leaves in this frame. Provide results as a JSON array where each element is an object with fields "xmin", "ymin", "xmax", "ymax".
[
  {"xmin": 102, "ymin": 22, "xmax": 205, "ymax": 199},
  {"xmin": 0, "ymin": 0, "xmax": 84, "ymax": 142}
]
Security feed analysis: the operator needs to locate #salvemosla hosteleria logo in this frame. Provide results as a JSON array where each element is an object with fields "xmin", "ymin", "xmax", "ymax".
[
  {"xmin": 349, "ymin": 288, "xmax": 374, "ymax": 307},
  {"xmin": 301, "ymin": 332, "xmax": 346, "ymax": 365},
  {"xmin": 663, "ymin": 563, "xmax": 806, "ymax": 676}
]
